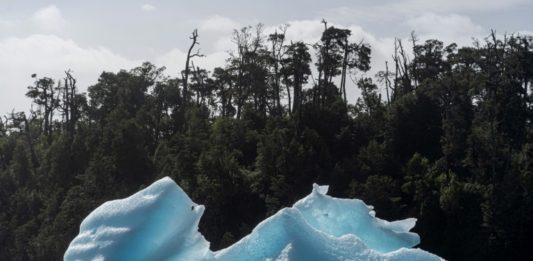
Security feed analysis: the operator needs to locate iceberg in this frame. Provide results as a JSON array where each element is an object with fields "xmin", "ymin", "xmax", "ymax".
[{"xmin": 64, "ymin": 177, "xmax": 443, "ymax": 261}]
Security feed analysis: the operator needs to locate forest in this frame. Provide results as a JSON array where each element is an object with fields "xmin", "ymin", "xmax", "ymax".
[{"xmin": 0, "ymin": 22, "xmax": 531, "ymax": 260}]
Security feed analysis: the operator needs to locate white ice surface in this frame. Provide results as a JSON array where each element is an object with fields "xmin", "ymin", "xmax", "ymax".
[{"xmin": 64, "ymin": 177, "xmax": 443, "ymax": 261}]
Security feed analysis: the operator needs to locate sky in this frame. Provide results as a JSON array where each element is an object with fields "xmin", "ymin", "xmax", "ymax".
[{"xmin": 0, "ymin": 0, "xmax": 532, "ymax": 115}]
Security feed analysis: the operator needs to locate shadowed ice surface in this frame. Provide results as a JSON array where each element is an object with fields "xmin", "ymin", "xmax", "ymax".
[{"xmin": 64, "ymin": 177, "xmax": 443, "ymax": 261}]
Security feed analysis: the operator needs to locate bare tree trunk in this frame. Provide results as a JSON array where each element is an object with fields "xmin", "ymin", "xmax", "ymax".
[
  {"xmin": 183, "ymin": 29, "xmax": 202, "ymax": 108},
  {"xmin": 282, "ymin": 73, "xmax": 291, "ymax": 116},
  {"xmin": 393, "ymin": 41, "xmax": 398, "ymax": 99},
  {"xmin": 384, "ymin": 61, "xmax": 391, "ymax": 104},
  {"xmin": 65, "ymin": 70, "xmax": 77, "ymax": 134},
  {"xmin": 20, "ymin": 113, "xmax": 39, "ymax": 169},
  {"xmin": 410, "ymin": 31, "xmax": 419, "ymax": 89},
  {"xmin": 340, "ymin": 41, "xmax": 349, "ymax": 103}
]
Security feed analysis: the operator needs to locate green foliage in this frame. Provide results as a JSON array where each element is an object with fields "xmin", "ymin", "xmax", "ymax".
[{"xmin": 0, "ymin": 29, "xmax": 531, "ymax": 261}]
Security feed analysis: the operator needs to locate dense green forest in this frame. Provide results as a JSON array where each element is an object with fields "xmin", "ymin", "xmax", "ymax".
[{"xmin": 0, "ymin": 23, "xmax": 531, "ymax": 260}]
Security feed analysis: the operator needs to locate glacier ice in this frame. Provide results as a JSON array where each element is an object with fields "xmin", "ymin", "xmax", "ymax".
[{"xmin": 64, "ymin": 177, "xmax": 443, "ymax": 261}]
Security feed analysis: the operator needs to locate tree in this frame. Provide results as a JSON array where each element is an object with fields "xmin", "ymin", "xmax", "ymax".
[
  {"xmin": 183, "ymin": 29, "xmax": 203, "ymax": 107},
  {"xmin": 313, "ymin": 21, "xmax": 371, "ymax": 105},
  {"xmin": 281, "ymin": 41, "xmax": 311, "ymax": 119},
  {"xmin": 267, "ymin": 26, "xmax": 288, "ymax": 115},
  {"xmin": 314, "ymin": 21, "xmax": 348, "ymax": 104},
  {"xmin": 26, "ymin": 76, "xmax": 59, "ymax": 140}
]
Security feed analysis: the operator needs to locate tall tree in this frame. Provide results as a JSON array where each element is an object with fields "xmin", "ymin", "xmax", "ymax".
[
  {"xmin": 281, "ymin": 41, "xmax": 311, "ymax": 119},
  {"xmin": 183, "ymin": 29, "xmax": 203, "ymax": 107},
  {"xmin": 26, "ymin": 76, "xmax": 59, "ymax": 140}
]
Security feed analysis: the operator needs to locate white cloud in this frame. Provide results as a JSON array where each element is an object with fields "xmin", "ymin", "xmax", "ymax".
[
  {"xmin": 0, "ymin": 31, "xmax": 232, "ymax": 114},
  {"xmin": 199, "ymin": 15, "xmax": 239, "ymax": 33},
  {"xmin": 0, "ymin": 19, "xmax": 14, "ymax": 28},
  {"xmin": 213, "ymin": 36, "xmax": 234, "ymax": 52},
  {"xmin": 321, "ymin": 6, "xmax": 388, "ymax": 24},
  {"xmin": 406, "ymin": 13, "xmax": 485, "ymax": 45},
  {"xmin": 517, "ymin": 30, "xmax": 533, "ymax": 36},
  {"xmin": 263, "ymin": 20, "xmax": 324, "ymax": 48},
  {"xmin": 322, "ymin": 0, "xmax": 531, "ymax": 25},
  {"xmin": 0, "ymin": 34, "xmax": 139, "ymax": 114},
  {"xmin": 154, "ymin": 48, "xmax": 187, "ymax": 73},
  {"xmin": 197, "ymin": 15, "xmax": 240, "ymax": 52},
  {"xmin": 31, "ymin": 5, "xmax": 66, "ymax": 33},
  {"xmin": 141, "ymin": 4, "xmax": 157, "ymax": 12},
  {"xmin": 283, "ymin": 20, "xmax": 324, "ymax": 44},
  {"xmin": 397, "ymin": 0, "xmax": 529, "ymax": 14}
]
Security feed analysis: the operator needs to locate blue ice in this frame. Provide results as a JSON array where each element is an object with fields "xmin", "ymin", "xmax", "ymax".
[{"xmin": 64, "ymin": 177, "xmax": 443, "ymax": 261}]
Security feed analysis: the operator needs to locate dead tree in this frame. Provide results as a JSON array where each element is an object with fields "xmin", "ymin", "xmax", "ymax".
[
  {"xmin": 182, "ymin": 29, "xmax": 203, "ymax": 107},
  {"xmin": 62, "ymin": 70, "xmax": 78, "ymax": 133},
  {"xmin": 268, "ymin": 25, "xmax": 288, "ymax": 115}
]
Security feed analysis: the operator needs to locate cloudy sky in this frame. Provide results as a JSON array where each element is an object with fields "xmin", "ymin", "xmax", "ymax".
[{"xmin": 1, "ymin": 0, "xmax": 532, "ymax": 114}]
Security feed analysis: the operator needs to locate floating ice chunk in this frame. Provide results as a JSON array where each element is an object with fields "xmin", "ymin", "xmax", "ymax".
[
  {"xmin": 291, "ymin": 183, "xmax": 420, "ymax": 253},
  {"xmin": 214, "ymin": 182, "xmax": 438, "ymax": 260},
  {"xmin": 65, "ymin": 177, "xmax": 443, "ymax": 261},
  {"xmin": 64, "ymin": 177, "xmax": 213, "ymax": 261}
]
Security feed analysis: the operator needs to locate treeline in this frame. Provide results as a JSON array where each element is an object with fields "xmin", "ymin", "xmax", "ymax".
[{"xmin": 0, "ymin": 22, "xmax": 531, "ymax": 260}]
